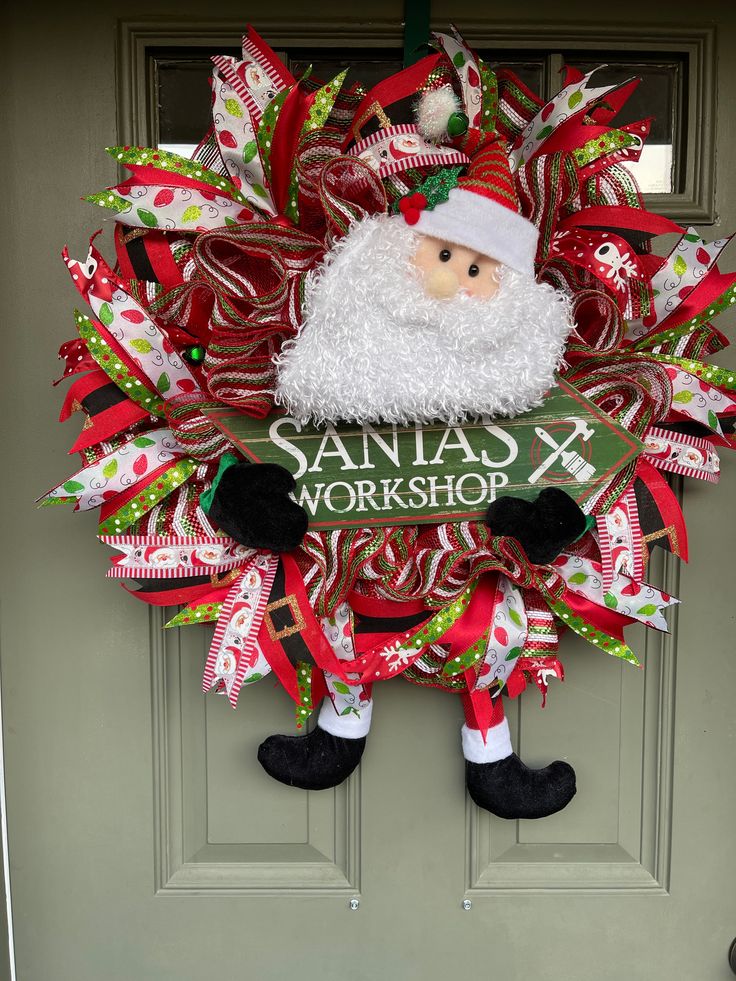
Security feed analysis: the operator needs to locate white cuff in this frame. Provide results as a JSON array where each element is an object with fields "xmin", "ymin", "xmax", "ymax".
[
  {"xmin": 318, "ymin": 698, "xmax": 373, "ymax": 739},
  {"xmin": 461, "ymin": 718, "xmax": 512, "ymax": 764}
]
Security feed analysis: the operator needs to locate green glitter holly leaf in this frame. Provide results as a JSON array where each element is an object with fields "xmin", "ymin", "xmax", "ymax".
[
  {"xmin": 673, "ymin": 390, "xmax": 693, "ymax": 404},
  {"xmin": 224, "ymin": 97, "xmax": 243, "ymax": 118},
  {"xmin": 98, "ymin": 303, "xmax": 114, "ymax": 327},
  {"xmin": 636, "ymin": 604, "xmax": 659, "ymax": 616},
  {"xmin": 505, "ymin": 646, "xmax": 523, "ymax": 661},
  {"xmin": 181, "ymin": 205, "xmax": 202, "ymax": 224},
  {"xmin": 568, "ymin": 572, "xmax": 588, "ymax": 585},
  {"xmin": 224, "ymin": 216, "xmax": 238, "ymax": 226},
  {"xmin": 708, "ymin": 409, "xmax": 719, "ymax": 430},
  {"xmin": 332, "ymin": 681, "xmax": 351, "ymax": 694},
  {"xmin": 673, "ymin": 255, "xmax": 688, "ymax": 277},
  {"xmin": 102, "ymin": 459, "xmax": 118, "ymax": 479},
  {"xmin": 568, "ymin": 90, "xmax": 582, "ymax": 109},
  {"xmin": 133, "ymin": 436, "xmax": 155, "ymax": 448},
  {"xmin": 453, "ymin": 51, "xmax": 466, "ymax": 68},
  {"xmin": 508, "ymin": 608, "xmax": 523, "ymax": 628},
  {"xmin": 63, "ymin": 479, "xmax": 85, "ymax": 494},
  {"xmin": 536, "ymin": 125, "xmax": 553, "ymax": 141},
  {"xmin": 685, "ymin": 232, "xmax": 701, "ymax": 242},
  {"xmin": 251, "ymin": 183, "xmax": 268, "ymax": 199},
  {"xmin": 137, "ymin": 208, "xmax": 158, "ymax": 228},
  {"xmin": 157, "ymin": 372, "xmax": 171, "ymax": 394},
  {"xmin": 242, "ymin": 141, "xmax": 258, "ymax": 163},
  {"xmin": 243, "ymin": 673, "xmax": 263, "ymax": 684},
  {"xmin": 604, "ymin": 593, "xmax": 618, "ymax": 609},
  {"xmin": 130, "ymin": 338, "xmax": 153, "ymax": 354},
  {"xmin": 340, "ymin": 706, "xmax": 354, "ymax": 715}
]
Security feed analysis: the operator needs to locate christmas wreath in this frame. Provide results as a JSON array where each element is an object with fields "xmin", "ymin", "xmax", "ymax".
[{"xmin": 43, "ymin": 27, "xmax": 736, "ymax": 819}]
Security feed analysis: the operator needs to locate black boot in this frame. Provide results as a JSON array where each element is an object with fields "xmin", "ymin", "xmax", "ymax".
[
  {"xmin": 258, "ymin": 726, "xmax": 366, "ymax": 791},
  {"xmin": 466, "ymin": 753, "xmax": 576, "ymax": 819}
]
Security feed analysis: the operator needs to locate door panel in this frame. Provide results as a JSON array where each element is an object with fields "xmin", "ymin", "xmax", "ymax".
[{"xmin": 3, "ymin": 3, "xmax": 736, "ymax": 980}]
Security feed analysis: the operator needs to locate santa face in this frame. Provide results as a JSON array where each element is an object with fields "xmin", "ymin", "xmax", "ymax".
[
  {"xmin": 274, "ymin": 214, "xmax": 573, "ymax": 426},
  {"xmin": 412, "ymin": 235, "xmax": 502, "ymax": 300}
]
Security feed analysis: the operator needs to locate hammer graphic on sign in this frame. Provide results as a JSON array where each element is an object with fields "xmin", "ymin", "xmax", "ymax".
[{"xmin": 529, "ymin": 418, "xmax": 597, "ymax": 484}]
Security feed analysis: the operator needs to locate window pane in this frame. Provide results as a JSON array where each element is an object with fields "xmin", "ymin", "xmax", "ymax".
[
  {"xmin": 157, "ymin": 53, "xmax": 238, "ymax": 155},
  {"xmin": 564, "ymin": 57, "xmax": 684, "ymax": 193},
  {"xmin": 287, "ymin": 50, "xmax": 403, "ymax": 93}
]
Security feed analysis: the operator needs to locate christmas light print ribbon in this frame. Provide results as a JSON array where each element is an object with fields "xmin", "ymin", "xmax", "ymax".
[
  {"xmin": 74, "ymin": 311, "xmax": 165, "ymax": 417},
  {"xmin": 102, "ymin": 535, "xmax": 255, "ymax": 578},
  {"xmin": 553, "ymin": 554, "xmax": 678, "ymax": 632},
  {"xmin": 348, "ymin": 124, "xmax": 469, "ymax": 180},
  {"xmin": 509, "ymin": 67, "xmax": 637, "ymax": 172},
  {"xmin": 97, "ymin": 458, "xmax": 198, "ymax": 534},
  {"xmin": 643, "ymin": 426, "xmax": 720, "ymax": 482},
  {"xmin": 433, "ymin": 30, "xmax": 483, "ymax": 129},
  {"xmin": 40, "ymin": 429, "xmax": 183, "ymax": 511},
  {"xmin": 474, "ymin": 577, "xmax": 528, "ymax": 692},
  {"xmin": 202, "ymin": 553, "xmax": 279, "ymax": 706},
  {"xmin": 84, "ymin": 146, "xmax": 258, "ymax": 231},
  {"xmin": 63, "ymin": 238, "xmax": 200, "ymax": 398},
  {"xmin": 663, "ymin": 365, "xmax": 736, "ymax": 438},
  {"xmin": 89, "ymin": 184, "xmax": 258, "ymax": 233},
  {"xmin": 210, "ymin": 63, "xmax": 273, "ymax": 214},
  {"xmin": 624, "ymin": 228, "xmax": 734, "ymax": 341}
]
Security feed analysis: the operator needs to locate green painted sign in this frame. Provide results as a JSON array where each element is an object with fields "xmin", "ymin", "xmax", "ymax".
[{"xmin": 205, "ymin": 379, "xmax": 642, "ymax": 530}]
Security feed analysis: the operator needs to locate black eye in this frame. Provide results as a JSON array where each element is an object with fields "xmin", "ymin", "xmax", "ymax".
[
  {"xmin": 439, "ymin": 249, "xmax": 452, "ymax": 262},
  {"xmin": 468, "ymin": 264, "xmax": 480, "ymax": 277}
]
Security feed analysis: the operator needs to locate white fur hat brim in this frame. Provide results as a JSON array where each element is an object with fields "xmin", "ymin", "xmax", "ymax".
[{"xmin": 411, "ymin": 187, "xmax": 539, "ymax": 276}]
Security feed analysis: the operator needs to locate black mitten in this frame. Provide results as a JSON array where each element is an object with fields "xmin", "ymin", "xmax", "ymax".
[
  {"xmin": 486, "ymin": 487, "xmax": 586, "ymax": 565},
  {"xmin": 208, "ymin": 461, "xmax": 308, "ymax": 552}
]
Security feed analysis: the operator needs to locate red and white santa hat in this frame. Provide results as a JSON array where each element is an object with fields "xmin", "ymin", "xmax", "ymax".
[{"xmin": 401, "ymin": 88, "xmax": 539, "ymax": 277}]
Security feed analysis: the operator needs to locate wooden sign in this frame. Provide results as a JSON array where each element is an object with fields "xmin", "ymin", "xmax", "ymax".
[{"xmin": 205, "ymin": 379, "xmax": 642, "ymax": 530}]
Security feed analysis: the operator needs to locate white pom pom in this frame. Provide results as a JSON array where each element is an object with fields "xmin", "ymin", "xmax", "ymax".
[{"xmin": 415, "ymin": 86, "xmax": 461, "ymax": 143}]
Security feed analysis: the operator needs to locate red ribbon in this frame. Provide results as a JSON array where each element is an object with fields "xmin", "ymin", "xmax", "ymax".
[{"xmin": 269, "ymin": 83, "xmax": 317, "ymax": 216}]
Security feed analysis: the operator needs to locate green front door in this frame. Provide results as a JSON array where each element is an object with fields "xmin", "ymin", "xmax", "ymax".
[{"xmin": 3, "ymin": 3, "xmax": 736, "ymax": 979}]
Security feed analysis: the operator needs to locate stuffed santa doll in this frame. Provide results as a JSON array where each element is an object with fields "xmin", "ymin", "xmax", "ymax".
[{"xmin": 207, "ymin": 92, "xmax": 586, "ymax": 819}]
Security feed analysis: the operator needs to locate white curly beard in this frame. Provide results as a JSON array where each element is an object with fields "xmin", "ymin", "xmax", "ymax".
[{"xmin": 274, "ymin": 214, "xmax": 573, "ymax": 426}]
